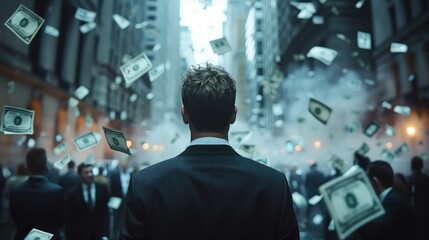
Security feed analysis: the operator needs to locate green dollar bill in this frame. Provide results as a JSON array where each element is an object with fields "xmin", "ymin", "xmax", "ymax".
[
  {"xmin": 0, "ymin": 105, "xmax": 34, "ymax": 134},
  {"xmin": 4, "ymin": 4, "xmax": 45, "ymax": 44},
  {"xmin": 102, "ymin": 127, "xmax": 130, "ymax": 155}
]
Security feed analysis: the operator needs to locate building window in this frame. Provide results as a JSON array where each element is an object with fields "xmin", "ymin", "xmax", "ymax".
[
  {"xmin": 147, "ymin": 15, "xmax": 156, "ymax": 21},
  {"xmin": 148, "ymin": 6, "xmax": 156, "ymax": 11},
  {"xmin": 388, "ymin": 6, "xmax": 397, "ymax": 34},
  {"xmin": 256, "ymin": 41, "xmax": 262, "ymax": 55},
  {"xmin": 257, "ymin": 67, "xmax": 264, "ymax": 76}
]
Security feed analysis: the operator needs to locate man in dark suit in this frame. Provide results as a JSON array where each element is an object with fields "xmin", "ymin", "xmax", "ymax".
[
  {"xmin": 58, "ymin": 160, "xmax": 80, "ymax": 193},
  {"xmin": 358, "ymin": 160, "xmax": 416, "ymax": 240},
  {"xmin": 121, "ymin": 63, "xmax": 300, "ymax": 240},
  {"xmin": 9, "ymin": 148, "xmax": 66, "ymax": 240},
  {"xmin": 304, "ymin": 162, "xmax": 326, "ymax": 223},
  {"xmin": 407, "ymin": 156, "xmax": 429, "ymax": 240},
  {"xmin": 66, "ymin": 163, "xmax": 109, "ymax": 240}
]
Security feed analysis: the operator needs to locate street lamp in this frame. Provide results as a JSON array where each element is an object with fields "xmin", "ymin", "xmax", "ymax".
[{"xmin": 406, "ymin": 126, "xmax": 416, "ymax": 136}]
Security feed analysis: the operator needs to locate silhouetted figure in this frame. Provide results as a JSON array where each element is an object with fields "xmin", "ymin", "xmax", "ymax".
[
  {"xmin": 58, "ymin": 160, "xmax": 80, "ymax": 193},
  {"xmin": 66, "ymin": 163, "xmax": 109, "ymax": 240},
  {"xmin": 407, "ymin": 156, "xmax": 429, "ymax": 240},
  {"xmin": 353, "ymin": 152, "xmax": 370, "ymax": 171},
  {"xmin": 359, "ymin": 160, "xmax": 416, "ymax": 240},
  {"xmin": 10, "ymin": 148, "xmax": 66, "ymax": 240},
  {"xmin": 121, "ymin": 63, "xmax": 300, "ymax": 240}
]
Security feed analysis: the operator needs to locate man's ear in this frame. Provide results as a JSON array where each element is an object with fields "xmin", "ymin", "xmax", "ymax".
[
  {"xmin": 181, "ymin": 106, "xmax": 189, "ymax": 124},
  {"xmin": 229, "ymin": 106, "xmax": 237, "ymax": 124}
]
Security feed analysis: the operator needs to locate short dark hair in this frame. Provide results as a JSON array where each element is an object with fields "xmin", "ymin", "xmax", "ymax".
[
  {"xmin": 77, "ymin": 163, "xmax": 93, "ymax": 175},
  {"xmin": 367, "ymin": 160, "xmax": 394, "ymax": 188},
  {"xmin": 68, "ymin": 160, "xmax": 76, "ymax": 169},
  {"xmin": 411, "ymin": 156, "xmax": 423, "ymax": 171},
  {"xmin": 181, "ymin": 63, "xmax": 236, "ymax": 132},
  {"xmin": 26, "ymin": 148, "xmax": 47, "ymax": 175}
]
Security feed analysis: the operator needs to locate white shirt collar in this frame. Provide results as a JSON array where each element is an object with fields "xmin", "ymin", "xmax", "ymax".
[
  {"xmin": 190, "ymin": 137, "xmax": 230, "ymax": 146},
  {"xmin": 379, "ymin": 187, "xmax": 393, "ymax": 202}
]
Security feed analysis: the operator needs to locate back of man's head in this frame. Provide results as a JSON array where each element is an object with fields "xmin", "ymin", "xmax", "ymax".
[
  {"xmin": 411, "ymin": 156, "xmax": 423, "ymax": 172},
  {"xmin": 181, "ymin": 63, "xmax": 236, "ymax": 132},
  {"xmin": 68, "ymin": 160, "xmax": 76, "ymax": 170},
  {"xmin": 367, "ymin": 160, "xmax": 394, "ymax": 189},
  {"xmin": 26, "ymin": 148, "xmax": 47, "ymax": 175}
]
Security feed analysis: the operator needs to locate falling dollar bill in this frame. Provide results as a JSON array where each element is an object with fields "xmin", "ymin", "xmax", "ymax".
[
  {"xmin": 113, "ymin": 14, "xmax": 130, "ymax": 29},
  {"xmin": 74, "ymin": 85, "xmax": 90, "ymax": 100},
  {"xmin": 1, "ymin": 105, "xmax": 34, "ymax": 134},
  {"xmin": 308, "ymin": 98, "xmax": 332, "ymax": 125},
  {"xmin": 54, "ymin": 154, "xmax": 71, "ymax": 170},
  {"xmin": 44, "ymin": 25, "xmax": 59, "ymax": 37},
  {"xmin": 53, "ymin": 142, "xmax": 67, "ymax": 155},
  {"xmin": 129, "ymin": 93, "xmax": 138, "ymax": 102},
  {"xmin": 329, "ymin": 154, "xmax": 345, "ymax": 170},
  {"xmin": 120, "ymin": 52, "xmax": 152, "ymax": 84},
  {"xmin": 292, "ymin": 192, "xmax": 307, "ymax": 208},
  {"xmin": 238, "ymin": 144, "xmax": 256, "ymax": 156},
  {"xmin": 149, "ymin": 63, "xmax": 165, "ymax": 81},
  {"xmin": 107, "ymin": 196, "xmax": 122, "ymax": 209},
  {"xmin": 355, "ymin": 0, "xmax": 366, "ymax": 8},
  {"xmin": 209, "ymin": 37, "xmax": 232, "ymax": 55},
  {"xmin": 4, "ymin": 4, "xmax": 45, "ymax": 44},
  {"xmin": 319, "ymin": 166, "xmax": 385, "ymax": 239},
  {"xmin": 79, "ymin": 22, "xmax": 96, "ymax": 34},
  {"xmin": 357, "ymin": 31, "xmax": 371, "ymax": 49},
  {"xmin": 356, "ymin": 142, "xmax": 370, "ymax": 156},
  {"xmin": 85, "ymin": 153, "xmax": 96, "ymax": 164},
  {"xmin": 363, "ymin": 121, "xmax": 379, "ymax": 138},
  {"xmin": 102, "ymin": 127, "xmax": 130, "ymax": 155},
  {"xmin": 24, "ymin": 228, "xmax": 53, "ymax": 240},
  {"xmin": 255, "ymin": 156, "xmax": 269, "ymax": 166},
  {"xmin": 230, "ymin": 131, "xmax": 252, "ymax": 146},
  {"xmin": 308, "ymin": 194, "xmax": 323, "ymax": 205},
  {"xmin": 390, "ymin": 42, "xmax": 407, "ymax": 53},
  {"xmin": 393, "ymin": 105, "xmax": 411, "ymax": 116},
  {"xmin": 306, "ymin": 46, "xmax": 338, "ymax": 66},
  {"xmin": 74, "ymin": 8, "xmax": 96, "ymax": 22},
  {"xmin": 385, "ymin": 124, "xmax": 395, "ymax": 136},
  {"xmin": 381, "ymin": 149, "xmax": 395, "ymax": 162},
  {"xmin": 394, "ymin": 142, "xmax": 409, "ymax": 157},
  {"xmin": 74, "ymin": 132, "xmax": 99, "ymax": 151}
]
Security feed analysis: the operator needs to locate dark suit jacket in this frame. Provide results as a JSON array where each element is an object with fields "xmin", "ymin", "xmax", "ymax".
[
  {"xmin": 66, "ymin": 182, "xmax": 110, "ymax": 240},
  {"xmin": 58, "ymin": 170, "xmax": 80, "ymax": 193},
  {"xmin": 305, "ymin": 169, "xmax": 326, "ymax": 198},
  {"xmin": 121, "ymin": 145, "xmax": 300, "ymax": 240},
  {"xmin": 10, "ymin": 176, "xmax": 66, "ymax": 240},
  {"xmin": 358, "ymin": 189, "xmax": 416, "ymax": 240}
]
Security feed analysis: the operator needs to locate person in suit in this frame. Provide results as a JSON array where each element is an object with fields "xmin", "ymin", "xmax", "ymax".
[
  {"xmin": 407, "ymin": 156, "xmax": 429, "ymax": 240},
  {"xmin": 304, "ymin": 162, "xmax": 326, "ymax": 222},
  {"xmin": 358, "ymin": 160, "xmax": 416, "ymax": 240},
  {"xmin": 9, "ymin": 148, "xmax": 66, "ymax": 240},
  {"xmin": 58, "ymin": 160, "xmax": 80, "ymax": 193},
  {"xmin": 66, "ymin": 163, "xmax": 109, "ymax": 240},
  {"xmin": 121, "ymin": 63, "xmax": 300, "ymax": 240}
]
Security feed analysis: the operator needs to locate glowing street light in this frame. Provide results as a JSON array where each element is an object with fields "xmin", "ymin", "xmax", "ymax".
[
  {"xmin": 142, "ymin": 143, "xmax": 149, "ymax": 150},
  {"xmin": 314, "ymin": 140, "xmax": 321, "ymax": 148},
  {"xmin": 406, "ymin": 126, "xmax": 416, "ymax": 136},
  {"xmin": 126, "ymin": 140, "xmax": 133, "ymax": 148}
]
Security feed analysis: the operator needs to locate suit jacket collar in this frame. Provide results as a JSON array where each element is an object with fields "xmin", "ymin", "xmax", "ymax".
[
  {"xmin": 181, "ymin": 145, "xmax": 239, "ymax": 156},
  {"xmin": 28, "ymin": 175, "xmax": 48, "ymax": 183}
]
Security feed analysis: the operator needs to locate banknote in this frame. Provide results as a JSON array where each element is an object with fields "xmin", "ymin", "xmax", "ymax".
[
  {"xmin": 4, "ymin": 4, "xmax": 45, "ymax": 44},
  {"xmin": 363, "ymin": 121, "xmax": 379, "ymax": 138},
  {"xmin": 120, "ymin": 52, "xmax": 152, "ymax": 84},
  {"xmin": 113, "ymin": 14, "xmax": 130, "ymax": 29},
  {"xmin": 381, "ymin": 149, "xmax": 395, "ymax": 162},
  {"xmin": 79, "ymin": 22, "xmax": 96, "ymax": 34},
  {"xmin": 356, "ymin": 142, "xmax": 370, "ymax": 156},
  {"xmin": 24, "ymin": 228, "xmax": 53, "ymax": 240},
  {"xmin": 393, "ymin": 105, "xmax": 411, "ymax": 116},
  {"xmin": 68, "ymin": 97, "xmax": 79, "ymax": 108},
  {"xmin": 74, "ymin": 8, "xmax": 96, "ymax": 22},
  {"xmin": 230, "ymin": 131, "xmax": 251, "ymax": 146},
  {"xmin": 355, "ymin": 0, "xmax": 366, "ymax": 8},
  {"xmin": 329, "ymin": 154, "xmax": 345, "ymax": 170},
  {"xmin": 209, "ymin": 37, "xmax": 232, "ymax": 55},
  {"xmin": 54, "ymin": 154, "xmax": 71, "ymax": 170},
  {"xmin": 44, "ymin": 25, "xmax": 59, "ymax": 37},
  {"xmin": 308, "ymin": 194, "xmax": 323, "ymax": 205},
  {"xmin": 390, "ymin": 42, "xmax": 407, "ymax": 53},
  {"xmin": 308, "ymin": 98, "xmax": 332, "ymax": 125},
  {"xmin": 357, "ymin": 31, "xmax": 371, "ymax": 49},
  {"xmin": 74, "ymin": 132, "xmax": 99, "ymax": 151},
  {"xmin": 1, "ymin": 105, "xmax": 34, "ymax": 134},
  {"xmin": 149, "ymin": 63, "xmax": 165, "ymax": 81},
  {"xmin": 85, "ymin": 153, "xmax": 96, "ymax": 164},
  {"xmin": 384, "ymin": 124, "xmax": 395, "ymax": 136},
  {"xmin": 306, "ymin": 46, "xmax": 338, "ymax": 66},
  {"xmin": 255, "ymin": 156, "xmax": 269, "ymax": 166},
  {"xmin": 74, "ymin": 86, "xmax": 89, "ymax": 100},
  {"xmin": 102, "ymin": 127, "xmax": 130, "ymax": 155},
  {"xmin": 129, "ymin": 93, "xmax": 138, "ymax": 103},
  {"xmin": 319, "ymin": 166, "xmax": 385, "ymax": 239},
  {"xmin": 107, "ymin": 196, "xmax": 122, "ymax": 209},
  {"xmin": 394, "ymin": 142, "xmax": 409, "ymax": 157},
  {"xmin": 239, "ymin": 144, "xmax": 256, "ymax": 156},
  {"xmin": 53, "ymin": 142, "xmax": 67, "ymax": 155}
]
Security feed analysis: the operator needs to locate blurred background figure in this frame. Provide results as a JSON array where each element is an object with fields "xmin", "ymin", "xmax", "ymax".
[
  {"xmin": 66, "ymin": 163, "xmax": 109, "ymax": 240},
  {"xmin": 1, "ymin": 163, "xmax": 28, "ymax": 240},
  {"xmin": 46, "ymin": 160, "xmax": 60, "ymax": 184},
  {"xmin": 58, "ymin": 160, "xmax": 80, "ymax": 193},
  {"xmin": 407, "ymin": 156, "xmax": 429, "ymax": 240},
  {"xmin": 94, "ymin": 166, "xmax": 109, "ymax": 187},
  {"xmin": 9, "ymin": 148, "xmax": 66, "ymax": 240}
]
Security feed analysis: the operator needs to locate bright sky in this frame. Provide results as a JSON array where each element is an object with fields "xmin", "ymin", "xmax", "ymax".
[{"xmin": 180, "ymin": 0, "xmax": 228, "ymax": 64}]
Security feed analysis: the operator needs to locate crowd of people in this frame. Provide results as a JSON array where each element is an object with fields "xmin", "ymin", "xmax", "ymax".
[{"xmin": 0, "ymin": 63, "xmax": 428, "ymax": 240}]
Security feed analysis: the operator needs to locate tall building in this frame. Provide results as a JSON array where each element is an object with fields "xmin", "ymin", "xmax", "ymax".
[
  {"xmin": 0, "ymin": 1, "xmax": 154, "ymax": 166},
  {"xmin": 244, "ymin": 0, "xmax": 281, "ymax": 129},
  {"xmin": 370, "ymin": 0, "xmax": 429, "ymax": 166}
]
